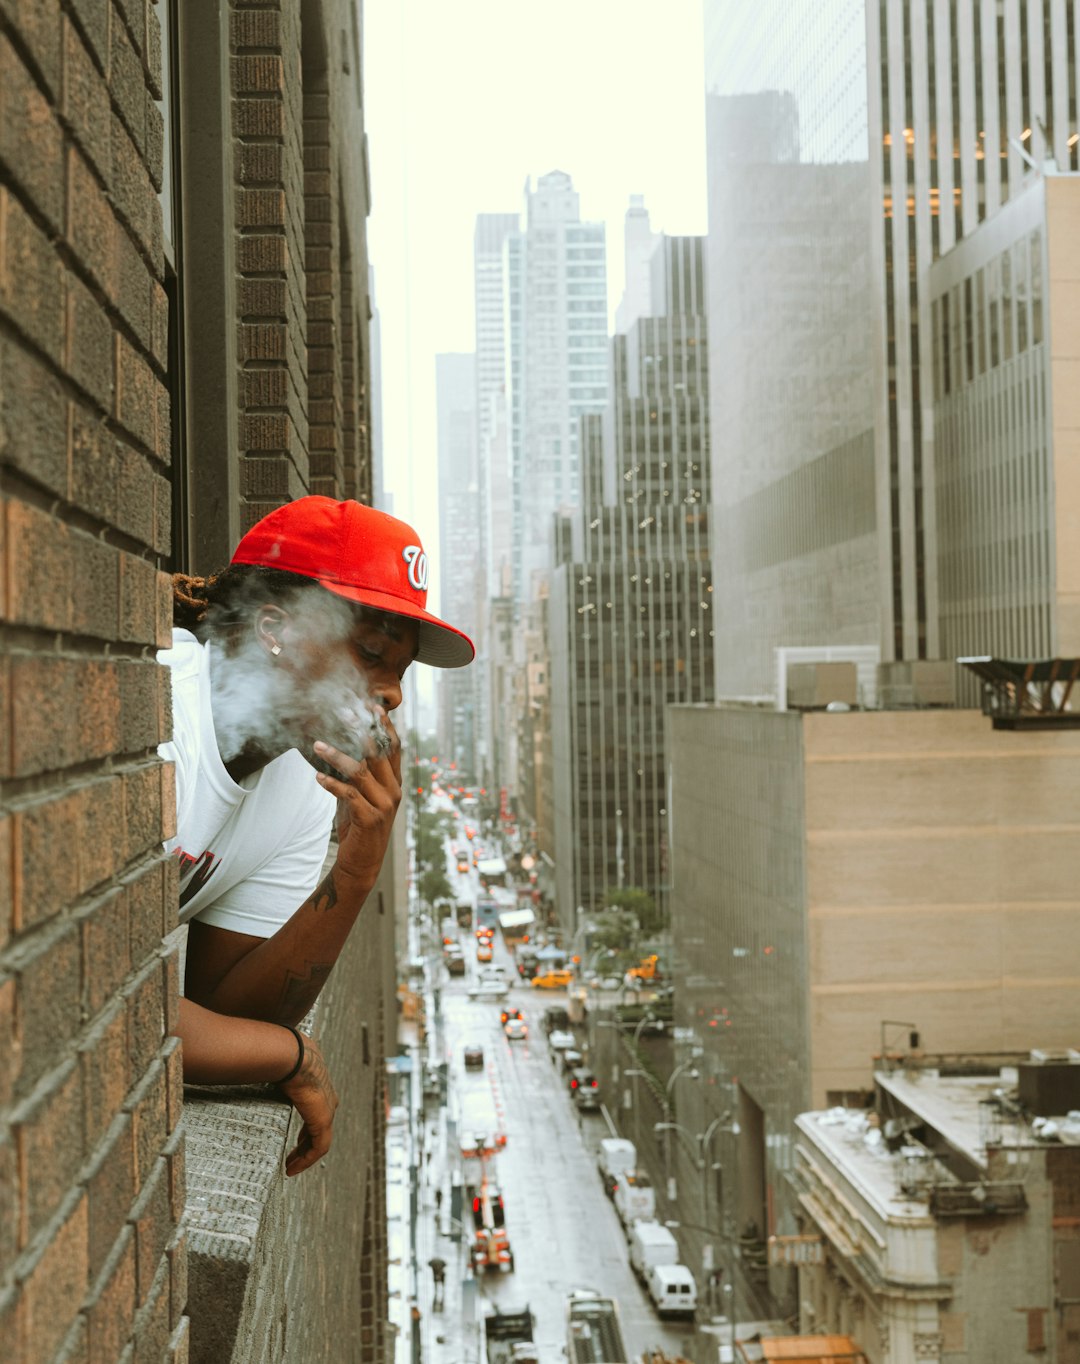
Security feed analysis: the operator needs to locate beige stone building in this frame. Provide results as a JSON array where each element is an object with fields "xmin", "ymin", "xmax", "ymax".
[{"xmin": 666, "ymin": 701, "xmax": 1080, "ymax": 1322}]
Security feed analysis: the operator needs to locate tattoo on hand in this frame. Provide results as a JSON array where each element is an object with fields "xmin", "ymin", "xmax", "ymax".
[
  {"xmin": 311, "ymin": 870, "xmax": 339, "ymax": 914},
  {"xmin": 274, "ymin": 961, "xmax": 332, "ymax": 1023}
]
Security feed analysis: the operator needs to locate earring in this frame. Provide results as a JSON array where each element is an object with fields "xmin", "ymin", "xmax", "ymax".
[{"xmin": 270, "ymin": 644, "xmax": 282, "ymax": 657}]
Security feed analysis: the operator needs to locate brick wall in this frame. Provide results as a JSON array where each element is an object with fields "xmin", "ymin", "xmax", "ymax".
[
  {"xmin": 2, "ymin": 0, "xmax": 387, "ymax": 1360},
  {"xmin": 0, "ymin": 1, "xmax": 184, "ymax": 1361}
]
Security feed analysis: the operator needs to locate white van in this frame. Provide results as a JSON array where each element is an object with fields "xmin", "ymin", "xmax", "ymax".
[
  {"xmin": 613, "ymin": 1169, "xmax": 656, "ymax": 1229},
  {"xmin": 646, "ymin": 1263, "xmax": 697, "ymax": 1320},
  {"xmin": 597, "ymin": 1138, "xmax": 636, "ymax": 1197},
  {"xmin": 627, "ymin": 1220, "xmax": 679, "ymax": 1280}
]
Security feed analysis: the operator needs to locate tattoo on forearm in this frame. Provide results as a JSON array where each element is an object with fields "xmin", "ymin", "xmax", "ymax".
[
  {"xmin": 274, "ymin": 961, "xmax": 333, "ymax": 1023},
  {"xmin": 310, "ymin": 870, "xmax": 339, "ymax": 914}
]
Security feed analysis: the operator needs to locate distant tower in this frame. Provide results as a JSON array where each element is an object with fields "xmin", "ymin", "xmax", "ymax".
[{"xmin": 615, "ymin": 195, "xmax": 659, "ymax": 335}]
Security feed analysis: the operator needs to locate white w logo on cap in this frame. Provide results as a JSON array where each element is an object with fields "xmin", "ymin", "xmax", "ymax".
[{"xmin": 402, "ymin": 545, "xmax": 429, "ymax": 592}]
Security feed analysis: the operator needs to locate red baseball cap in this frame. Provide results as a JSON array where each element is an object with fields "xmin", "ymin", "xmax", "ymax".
[{"xmin": 231, "ymin": 497, "xmax": 474, "ymax": 668}]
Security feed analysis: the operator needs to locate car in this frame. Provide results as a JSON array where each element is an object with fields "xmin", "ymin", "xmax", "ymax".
[
  {"xmin": 588, "ymin": 975, "xmax": 624, "ymax": 992},
  {"xmin": 477, "ymin": 942, "xmax": 493, "ymax": 963},
  {"xmin": 467, "ymin": 978, "xmax": 509, "ymax": 1000},
  {"xmin": 531, "ymin": 968, "xmax": 574, "ymax": 990},
  {"xmin": 500, "ymin": 1007, "xmax": 523, "ymax": 1026},
  {"xmin": 548, "ymin": 1029, "xmax": 576, "ymax": 1053},
  {"xmin": 476, "ymin": 924, "xmax": 495, "ymax": 941},
  {"xmin": 458, "ymin": 861, "xmax": 470, "ymax": 873},
  {"xmin": 558, "ymin": 1047, "xmax": 585, "ymax": 1073},
  {"xmin": 446, "ymin": 955, "xmax": 466, "ymax": 976},
  {"xmin": 569, "ymin": 1068, "xmax": 600, "ymax": 1109},
  {"xmin": 541, "ymin": 1005, "xmax": 571, "ymax": 1035},
  {"xmin": 464, "ymin": 1043, "xmax": 484, "ymax": 1071},
  {"xmin": 504, "ymin": 1017, "xmax": 528, "ymax": 1041}
]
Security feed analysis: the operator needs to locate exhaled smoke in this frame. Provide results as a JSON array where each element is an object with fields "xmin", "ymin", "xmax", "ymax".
[{"xmin": 205, "ymin": 581, "xmax": 394, "ymax": 768}]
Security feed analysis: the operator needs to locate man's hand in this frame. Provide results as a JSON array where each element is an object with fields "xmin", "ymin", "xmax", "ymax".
[
  {"xmin": 313, "ymin": 707, "xmax": 403, "ymax": 891},
  {"xmin": 280, "ymin": 1032, "xmax": 339, "ymax": 1177}
]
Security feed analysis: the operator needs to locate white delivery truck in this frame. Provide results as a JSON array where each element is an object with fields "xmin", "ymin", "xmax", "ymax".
[
  {"xmin": 627, "ymin": 1220, "xmax": 679, "ymax": 1281},
  {"xmin": 646, "ymin": 1263, "xmax": 698, "ymax": 1320},
  {"xmin": 597, "ymin": 1138, "xmax": 636, "ymax": 1197},
  {"xmin": 613, "ymin": 1169, "xmax": 656, "ymax": 1230}
]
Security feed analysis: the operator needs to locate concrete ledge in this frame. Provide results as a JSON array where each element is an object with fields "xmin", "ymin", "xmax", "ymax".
[{"xmin": 182, "ymin": 1081, "xmax": 297, "ymax": 1364}]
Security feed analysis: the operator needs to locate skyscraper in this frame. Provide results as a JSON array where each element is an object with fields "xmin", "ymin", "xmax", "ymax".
[
  {"xmin": 435, "ymin": 352, "xmax": 478, "ymax": 768},
  {"xmin": 514, "ymin": 171, "xmax": 609, "ymax": 604},
  {"xmin": 549, "ymin": 236, "xmax": 713, "ymax": 933}
]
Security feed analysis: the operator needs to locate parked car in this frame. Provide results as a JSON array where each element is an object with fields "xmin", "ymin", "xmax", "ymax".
[
  {"xmin": 569, "ymin": 1068, "xmax": 600, "ymax": 1110},
  {"xmin": 464, "ymin": 1043, "xmax": 485, "ymax": 1071},
  {"xmin": 541, "ymin": 1006, "xmax": 570, "ymax": 1035},
  {"xmin": 547, "ymin": 1029, "xmax": 576, "ymax": 1054}
]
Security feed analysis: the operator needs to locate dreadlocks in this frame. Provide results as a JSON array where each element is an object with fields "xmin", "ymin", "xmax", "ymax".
[{"xmin": 172, "ymin": 565, "xmax": 323, "ymax": 637}]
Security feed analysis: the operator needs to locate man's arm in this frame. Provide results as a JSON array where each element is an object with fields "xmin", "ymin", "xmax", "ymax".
[
  {"xmin": 184, "ymin": 726, "xmax": 402, "ymax": 1025},
  {"xmin": 177, "ymin": 996, "xmax": 338, "ymax": 1176}
]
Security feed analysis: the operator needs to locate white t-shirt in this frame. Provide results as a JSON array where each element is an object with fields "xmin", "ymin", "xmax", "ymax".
[{"xmin": 158, "ymin": 629, "xmax": 336, "ymax": 938}]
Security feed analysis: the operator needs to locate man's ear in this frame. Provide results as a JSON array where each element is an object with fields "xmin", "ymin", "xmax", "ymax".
[{"xmin": 254, "ymin": 604, "xmax": 289, "ymax": 657}]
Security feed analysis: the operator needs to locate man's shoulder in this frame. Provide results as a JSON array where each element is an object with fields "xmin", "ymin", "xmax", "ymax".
[{"xmin": 158, "ymin": 628, "xmax": 204, "ymax": 682}]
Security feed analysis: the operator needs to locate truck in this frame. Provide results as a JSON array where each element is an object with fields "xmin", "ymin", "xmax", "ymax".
[
  {"xmin": 613, "ymin": 1169, "xmax": 656, "ymax": 1229},
  {"xmin": 597, "ymin": 1138, "xmax": 636, "ymax": 1197},
  {"xmin": 627, "ymin": 1220, "xmax": 679, "ymax": 1281},
  {"xmin": 484, "ymin": 1305, "xmax": 537, "ymax": 1364},
  {"xmin": 566, "ymin": 1290, "xmax": 628, "ymax": 1363}
]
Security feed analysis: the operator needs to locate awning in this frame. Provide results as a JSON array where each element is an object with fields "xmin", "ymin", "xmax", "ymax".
[
  {"xmin": 498, "ymin": 908, "xmax": 535, "ymax": 929},
  {"xmin": 758, "ymin": 1337, "xmax": 867, "ymax": 1362}
]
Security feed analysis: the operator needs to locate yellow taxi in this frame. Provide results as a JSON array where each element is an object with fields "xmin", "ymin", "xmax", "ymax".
[{"xmin": 530, "ymin": 968, "xmax": 574, "ymax": 990}]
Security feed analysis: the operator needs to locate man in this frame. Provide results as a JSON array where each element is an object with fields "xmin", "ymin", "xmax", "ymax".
[
  {"xmin": 427, "ymin": 1256, "xmax": 447, "ymax": 1309},
  {"xmin": 162, "ymin": 497, "xmax": 473, "ymax": 1174}
]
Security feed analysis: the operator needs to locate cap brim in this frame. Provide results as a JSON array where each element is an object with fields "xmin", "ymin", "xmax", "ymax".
[{"xmin": 315, "ymin": 578, "xmax": 475, "ymax": 669}]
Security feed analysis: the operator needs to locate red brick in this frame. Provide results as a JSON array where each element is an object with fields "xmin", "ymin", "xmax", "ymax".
[
  {"xmin": 0, "ymin": 978, "xmax": 18, "ymax": 1112},
  {"xmin": 166, "ymin": 1230, "xmax": 186, "ymax": 1332},
  {"xmin": 166, "ymin": 1316, "xmax": 189, "ymax": 1364},
  {"xmin": 69, "ymin": 398, "xmax": 121, "ymax": 524},
  {"xmin": 85, "ymin": 1115, "xmax": 135, "ymax": 1281},
  {"xmin": 108, "ymin": 12, "xmax": 146, "ymax": 153},
  {"xmin": 128, "ymin": 1059, "xmax": 166, "ymax": 1194},
  {"xmin": 131, "ymin": 1158, "xmax": 171, "ymax": 1307},
  {"xmin": 115, "ymin": 222, "xmax": 153, "ymax": 352},
  {"xmin": 144, "ymin": 2, "xmax": 162, "ymax": 100},
  {"xmin": 0, "ymin": 188, "xmax": 66, "ymax": 363},
  {"xmin": 109, "ymin": 112, "xmax": 154, "ymax": 260},
  {"xmin": 22, "ymin": 1192, "xmax": 89, "ymax": 1364},
  {"xmin": 121, "ymin": 762, "xmax": 163, "ymax": 859},
  {"xmin": 61, "ymin": 13, "xmax": 110, "ymax": 181},
  {"xmin": 77, "ymin": 774, "xmax": 125, "ymax": 894},
  {"xmin": 80, "ymin": 1002, "xmax": 130, "ymax": 1152},
  {"xmin": 16, "ymin": 924, "xmax": 81, "ymax": 1098},
  {"xmin": 0, "ymin": 1138, "xmax": 17, "ymax": 1290},
  {"xmin": 133, "ymin": 1260, "xmax": 171, "ymax": 1364},
  {"xmin": 65, "ymin": 271, "xmax": 115, "ymax": 407},
  {"xmin": 66, "ymin": 146, "xmax": 117, "ymax": 301},
  {"xmin": 231, "ymin": 8, "xmax": 280, "ymax": 48},
  {"xmin": 149, "ymin": 280, "xmax": 168, "ymax": 369},
  {"xmin": 162, "ymin": 941, "xmax": 181, "ymax": 1042},
  {"xmin": 76, "ymin": 660, "xmax": 122, "ymax": 759},
  {"xmin": 127, "ymin": 858, "xmax": 167, "ymax": 968},
  {"xmin": 86, "ymin": 1225, "xmax": 136, "ymax": 1364},
  {"xmin": 70, "ymin": 533, "xmax": 122, "ymax": 640},
  {"xmin": 115, "ymin": 336, "xmax": 159, "ymax": 455},
  {"xmin": 233, "ymin": 96, "xmax": 284, "ymax": 137},
  {"xmin": 238, "ymin": 142, "xmax": 283, "ymax": 185},
  {"xmin": 113, "ymin": 439, "xmax": 157, "ymax": 548},
  {"xmin": 9, "ymin": 653, "xmax": 80, "ymax": 777},
  {"xmin": 238, "ymin": 234, "xmax": 288, "ymax": 273},
  {"xmin": 0, "ymin": 0, "xmax": 63, "ymax": 98},
  {"xmin": 14, "ymin": 1059, "xmax": 84, "ymax": 1249},
  {"xmin": 231, "ymin": 54, "xmax": 284, "ymax": 93},
  {"xmin": 82, "ymin": 887, "xmax": 131, "ymax": 1018},
  {"xmin": 0, "ymin": 339, "xmax": 68, "ymax": 497},
  {"xmin": 0, "ymin": 35, "xmax": 64, "ymax": 233},
  {"xmin": 15, "ymin": 791, "xmax": 82, "ymax": 933},
  {"xmin": 117, "ymin": 551, "xmax": 159, "ymax": 643},
  {"xmin": 237, "ymin": 188, "xmax": 286, "ymax": 229},
  {"xmin": 0, "ymin": 813, "xmax": 11, "ymax": 945},
  {"xmin": 126, "ymin": 961, "xmax": 164, "ymax": 1080},
  {"xmin": 162, "ymin": 1095, "xmax": 183, "ymax": 1209},
  {"xmin": 5, "ymin": 498, "xmax": 73, "ymax": 630}
]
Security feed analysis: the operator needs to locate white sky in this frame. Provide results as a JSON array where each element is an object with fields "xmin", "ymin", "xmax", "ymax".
[{"xmin": 363, "ymin": 0, "xmax": 709, "ymax": 590}]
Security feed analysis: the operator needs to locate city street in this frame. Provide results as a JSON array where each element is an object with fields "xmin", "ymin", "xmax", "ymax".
[{"xmin": 408, "ymin": 925, "xmax": 697, "ymax": 1364}]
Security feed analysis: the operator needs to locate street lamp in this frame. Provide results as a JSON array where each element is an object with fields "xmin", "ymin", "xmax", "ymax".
[
  {"xmin": 655, "ymin": 1111, "xmax": 739, "ymax": 1355},
  {"xmin": 660, "ymin": 1057, "xmax": 700, "ymax": 1202}
]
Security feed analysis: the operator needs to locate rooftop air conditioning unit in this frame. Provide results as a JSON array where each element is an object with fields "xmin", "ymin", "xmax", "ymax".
[
  {"xmin": 786, "ymin": 662, "xmax": 857, "ymax": 711},
  {"xmin": 877, "ymin": 660, "xmax": 957, "ymax": 709}
]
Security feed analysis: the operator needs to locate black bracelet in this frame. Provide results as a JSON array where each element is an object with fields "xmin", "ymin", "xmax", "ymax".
[{"xmin": 276, "ymin": 1025, "xmax": 306, "ymax": 1084}]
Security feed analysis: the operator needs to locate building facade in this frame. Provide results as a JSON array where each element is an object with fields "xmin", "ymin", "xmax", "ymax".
[
  {"xmin": 435, "ymin": 352, "xmax": 479, "ymax": 771},
  {"xmin": 0, "ymin": 2, "xmax": 397, "ymax": 1360},
  {"xmin": 549, "ymin": 236, "xmax": 713, "ymax": 932}
]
